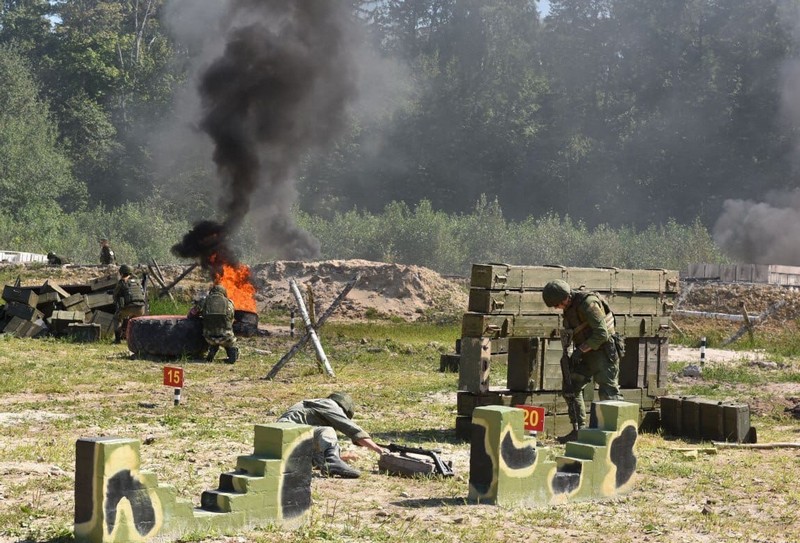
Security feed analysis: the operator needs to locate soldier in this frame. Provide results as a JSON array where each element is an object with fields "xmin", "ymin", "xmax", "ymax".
[
  {"xmin": 200, "ymin": 284, "xmax": 238, "ymax": 364},
  {"xmin": 99, "ymin": 238, "xmax": 116, "ymax": 265},
  {"xmin": 542, "ymin": 280, "xmax": 624, "ymax": 442},
  {"xmin": 46, "ymin": 252, "xmax": 67, "ymax": 265},
  {"xmin": 277, "ymin": 392, "xmax": 384, "ymax": 478},
  {"xmin": 113, "ymin": 264, "xmax": 146, "ymax": 343}
]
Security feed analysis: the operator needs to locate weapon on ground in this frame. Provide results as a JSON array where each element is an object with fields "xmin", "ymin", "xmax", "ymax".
[{"xmin": 376, "ymin": 443, "xmax": 454, "ymax": 477}]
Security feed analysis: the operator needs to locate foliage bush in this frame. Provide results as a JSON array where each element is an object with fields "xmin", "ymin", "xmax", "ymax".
[{"xmin": 0, "ymin": 193, "xmax": 726, "ymax": 274}]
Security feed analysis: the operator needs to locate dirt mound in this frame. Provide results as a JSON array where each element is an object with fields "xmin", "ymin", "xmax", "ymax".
[{"xmin": 250, "ymin": 260, "xmax": 468, "ymax": 321}]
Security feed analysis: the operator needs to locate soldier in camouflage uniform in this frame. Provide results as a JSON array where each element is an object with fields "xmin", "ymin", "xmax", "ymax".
[
  {"xmin": 99, "ymin": 239, "xmax": 116, "ymax": 265},
  {"xmin": 200, "ymin": 284, "xmax": 238, "ymax": 364},
  {"xmin": 542, "ymin": 280, "xmax": 624, "ymax": 442},
  {"xmin": 277, "ymin": 392, "xmax": 384, "ymax": 478},
  {"xmin": 113, "ymin": 264, "xmax": 146, "ymax": 343}
]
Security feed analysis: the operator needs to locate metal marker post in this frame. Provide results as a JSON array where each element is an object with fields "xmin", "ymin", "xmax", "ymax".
[
  {"xmin": 174, "ymin": 388, "xmax": 181, "ymax": 406},
  {"xmin": 290, "ymin": 310, "xmax": 295, "ymax": 338},
  {"xmin": 700, "ymin": 337, "xmax": 706, "ymax": 367}
]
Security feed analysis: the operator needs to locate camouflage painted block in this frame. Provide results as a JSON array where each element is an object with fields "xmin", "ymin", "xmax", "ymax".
[
  {"xmin": 252, "ymin": 423, "xmax": 313, "ymax": 459},
  {"xmin": 593, "ymin": 401, "xmax": 640, "ymax": 432},
  {"xmin": 74, "ymin": 424, "xmax": 314, "ymax": 543}
]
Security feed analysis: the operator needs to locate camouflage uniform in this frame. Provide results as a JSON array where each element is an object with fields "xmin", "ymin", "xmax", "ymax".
[
  {"xmin": 277, "ymin": 394, "xmax": 366, "ymax": 478},
  {"xmin": 561, "ymin": 290, "xmax": 623, "ymax": 429},
  {"xmin": 113, "ymin": 266, "xmax": 146, "ymax": 342},
  {"xmin": 201, "ymin": 285, "xmax": 238, "ymax": 363},
  {"xmin": 99, "ymin": 240, "xmax": 116, "ymax": 265}
]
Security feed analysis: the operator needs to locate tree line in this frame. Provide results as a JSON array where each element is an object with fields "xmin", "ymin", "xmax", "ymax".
[{"xmin": 0, "ymin": 0, "xmax": 791, "ymax": 267}]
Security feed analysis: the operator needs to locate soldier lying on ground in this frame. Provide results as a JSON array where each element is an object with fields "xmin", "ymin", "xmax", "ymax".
[{"xmin": 277, "ymin": 392, "xmax": 385, "ymax": 478}]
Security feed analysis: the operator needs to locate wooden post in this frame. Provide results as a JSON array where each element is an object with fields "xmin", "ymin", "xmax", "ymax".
[
  {"xmin": 740, "ymin": 302, "xmax": 754, "ymax": 342},
  {"xmin": 159, "ymin": 263, "xmax": 198, "ymax": 298},
  {"xmin": 266, "ymin": 274, "xmax": 360, "ymax": 380},
  {"xmin": 289, "ymin": 279, "xmax": 334, "ymax": 377}
]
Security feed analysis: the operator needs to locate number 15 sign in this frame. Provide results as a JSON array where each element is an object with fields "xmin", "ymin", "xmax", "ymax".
[
  {"xmin": 163, "ymin": 366, "xmax": 184, "ymax": 388},
  {"xmin": 515, "ymin": 404, "xmax": 545, "ymax": 432}
]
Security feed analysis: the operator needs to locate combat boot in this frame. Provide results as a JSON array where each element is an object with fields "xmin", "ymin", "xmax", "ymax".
[
  {"xmin": 114, "ymin": 330, "xmax": 122, "ymax": 344},
  {"xmin": 224, "ymin": 346, "xmax": 239, "ymax": 364},
  {"xmin": 320, "ymin": 454, "xmax": 360, "ymax": 479},
  {"xmin": 206, "ymin": 345, "xmax": 219, "ymax": 362}
]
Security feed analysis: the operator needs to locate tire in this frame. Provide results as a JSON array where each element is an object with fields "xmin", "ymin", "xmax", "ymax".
[{"xmin": 126, "ymin": 315, "xmax": 207, "ymax": 359}]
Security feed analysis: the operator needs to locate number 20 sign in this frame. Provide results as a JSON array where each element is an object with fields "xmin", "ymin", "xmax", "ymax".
[
  {"xmin": 163, "ymin": 366, "xmax": 184, "ymax": 388},
  {"xmin": 515, "ymin": 404, "xmax": 545, "ymax": 432}
]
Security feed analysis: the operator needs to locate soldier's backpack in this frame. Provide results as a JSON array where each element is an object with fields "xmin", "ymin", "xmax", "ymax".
[
  {"xmin": 202, "ymin": 293, "xmax": 231, "ymax": 335},
  {"xmin": 121, "ymin": 277, "xmax": 145, "ymax": 307}
]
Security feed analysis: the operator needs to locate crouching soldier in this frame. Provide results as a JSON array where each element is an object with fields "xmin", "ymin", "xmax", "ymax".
[
  {"xmin": 201, "ymin": 284, "xmax": 238, "ymax": 364},
  {"xmin": 113, "ymin": 264, "xmax": 146, "ymax": 343},
  {"xmin": 277, "ymin": 393, "xmax": 384, "ymax": 478}
]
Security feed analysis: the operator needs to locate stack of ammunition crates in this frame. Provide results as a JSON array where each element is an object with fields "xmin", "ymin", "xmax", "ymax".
[
  {"xmin": 454, "ymin": 264, "xmax": 678, "ymax": 439},
  {"xmin": 0, "ymin": 273, "xmax": 121, "ymax": 341}
]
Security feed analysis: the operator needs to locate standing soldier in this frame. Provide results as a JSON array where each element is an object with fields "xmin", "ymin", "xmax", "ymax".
[
  {"xmin": 99, "ymin": 239, "xmax": 116, "ymax": 265},
  {"xmin": 542, "ymin": 280, "xmax": 624, "ymax": 442},
  {"xmin": 113, "ymin": 264, "xmax": 146, "ymax": 344},
  {"xmin": 201, "ymin": 284, "xmax": 238, "ymax": 364}
]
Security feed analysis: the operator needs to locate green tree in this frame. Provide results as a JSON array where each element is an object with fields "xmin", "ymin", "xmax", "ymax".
[{"xmin": 0, "ymin": 45, "xmax": 85, "ymax": 214}]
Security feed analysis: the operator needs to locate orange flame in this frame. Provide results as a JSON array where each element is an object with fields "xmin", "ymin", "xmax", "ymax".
[{"xmin": 212, "ymin": 257, "xmax": 257, "ymax": 312}]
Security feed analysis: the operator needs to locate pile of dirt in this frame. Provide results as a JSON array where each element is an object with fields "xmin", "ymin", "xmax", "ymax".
[{"xmin": 249, "ymin": 260, "xmax": 468, "ymax": 321}]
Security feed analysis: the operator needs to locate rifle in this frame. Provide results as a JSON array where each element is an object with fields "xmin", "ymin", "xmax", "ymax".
[
  {"xmin": 559, "ymin": 328, "xmax": 579, "ymax": 431},
  {"xmin": 377, "ymin": 443, "xmax": 454, "ymax": 477}
]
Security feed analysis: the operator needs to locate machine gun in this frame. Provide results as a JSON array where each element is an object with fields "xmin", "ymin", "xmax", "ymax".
[{"xmin": 377, "ymin": 443, "xmax": 454, "ymax": 477}]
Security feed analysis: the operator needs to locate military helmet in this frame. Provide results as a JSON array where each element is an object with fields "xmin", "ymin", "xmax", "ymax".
[
  {"xmin": 542, "ymin": 280, "xmax": 571, "ymax": 307},
  {"xmin": 119, "ymin": 264, "xmax": 132, "ymax": 276},
  {"xmin": 210, "ymin": 284, "xmax": 227, "ymax": 296},
  {"xmin": 328, "ymin": 392, "xmax": 355, "ymax": 419}
]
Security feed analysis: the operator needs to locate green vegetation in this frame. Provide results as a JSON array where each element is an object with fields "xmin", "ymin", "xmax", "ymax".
[{"xmin": 0, "ymin": 195, "xmax": 725, "ymax": 276}]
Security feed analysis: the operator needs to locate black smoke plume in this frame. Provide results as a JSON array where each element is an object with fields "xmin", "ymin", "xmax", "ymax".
[{"xmin": 172, "ymin": 0, "xmax": 357, "ymax": 264}]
